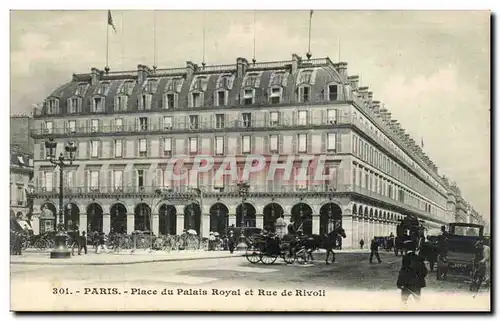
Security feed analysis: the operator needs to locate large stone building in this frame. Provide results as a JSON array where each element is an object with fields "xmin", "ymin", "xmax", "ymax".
[
  {"xmin": 11, "ymin": 115, "xmax": 34, "ymax": 154},
  {"xmin": 10, "ymin": 145, "xmax": 34, "ymax": 220},
  {"xmin": 30, "ymin": 54, "xmax": 478, "ymax": 247}
]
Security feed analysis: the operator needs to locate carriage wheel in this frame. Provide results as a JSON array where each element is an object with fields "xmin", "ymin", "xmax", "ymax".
[
  {"xmin": 283, "ymin": 252, "xmax": 296, "ymax": 264},
  {"xmin": 326, "ymin": 251, "xmax": 336, "ymax": 265},
  {"xmin": 245, "ymin": 246, "xmax": 261, "ymax": 264},
  {"xmin": 260, "ymin": 253, "xmax": 278, "ymax": 265}
]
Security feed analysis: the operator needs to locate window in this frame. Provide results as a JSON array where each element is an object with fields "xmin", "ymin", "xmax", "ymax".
[
  {"xmin": 270, "ymin": 87, "xmax": 281, "ymax": 104},
  {"xmin": 91, "ymin": 119, "xmax": 99, "ymax": 133},
  {"xmin": 353, "ymin": 166, "xmax": 357, "ymax": 186},
  {"xmin": 328, "ymin": 85, "xmax": 338, "ymax": 101},
  {"xmin": 163, "ymin": 138, "xmax": 172, "ymax": 156},
  {"xmin": 244, "ymin": 89, "xmax": 254, "ymax": 105},
  {"xmin": 192, "ymin": 92, "xmax": 201, "ymax": 107},
  {"xmin": 139, "ymin": 94, "xmax": 152, "ymax": 110},
  {"xmin": 45, "ymin": 121, "xmax": 53, "ymax": 134},
  {"xmin": 163, "ymin": 116, "xmax": 172, "ymax": 130},
  {"xmin": 165, "ymin": 93, "xmax": 175, "ymax": 109},
  {"xmin": 17, "ymin": 186, "xmax": 24, "ymax": 205},
  {"xmin": 214, "ymin": 168, "xmax": 224, "ymax": 189},
  {"xmin": 99, "ymin": 82, "xmax": 110, "ymax": 95},
  {"xmin": 113, "ymin": 170, "xmax": 123, "ymax": 191},
  {"xmin": 270, "ymin": 135, "xmax": 279, "ymax": 153},
  {"xmin": 91, "ymin": 141, "xmax": 99, "ymax": 158},
  {"xmin": 139, "ymin": 117, "xmax": 148, "ymax": 131},
  {"xmin": 327, "ymin": 133, "xmax": 336, "ymax": 152},
  {"xmin": 217, "ymin": 91, "xmax": 226, "ymax": 106},
  {"xmin": 327, "ymin": 109, "xmax": 337, "ymax": 124},
  {"xmin": 69, "ymin": 98, "xmax": 78, "ymax": 114},
  {"xmin": 88, "ymin": 171, "xmax": 100, "ymax": 191},
  {"xmin": 93, "ymin": 97, "xmax": 104, "ymax": 112},
  {"xmin": 44, "ymin": 171, "xmax": 53, "ymax": 191},
  {"xmin": 295, "ymin": 167, "xmax": 307, "ymax": 190},
  {"xmin": 162, "ymin": 169, "xmax": 172, "ymax": 189},
  {"xmin": 215, "ymin": 137, "xmax": 224, "ymax": 155},
  {"xmin": 147, "ymin": 79, "xmax": 158, "ymax": 93},
  {"xmin": 114, "ymin": 140, "xmax": 122, "ymax": 158},
  {"xmin": 189, "ymin": 115, "xmax": 199, "ymax": 129},
  {"xmin": 115, "ymin": 118, "xmax": 123, "ymax": 131},
  {"xmin": 77, "ymin": 83, "xmax": 87, "ymax": 96},
  {"xmin": 298, "ymin": 134, "xmax": 307, "ymax": 153},
  {"xmin": 139, "ymin": 139, "xmax": 147, "ymax": 157},
  {"xmin": 66, "ymin": 171, "xmax": 74, "ymax": 188},
  {"xmin": 270, "ymin": 111, "xmax": 279, "ymax": 126},
  {"xmin": 215, "ymin": 114, "xmax": 225, "ymax": 129},
  {"xmin": 300, "ymin": 86, "xmax": 310, "ymax": 103},
  {"xmin": 242, "ymin": 113, "xmax": 252, "ymax": 128},
  {"xmin": 116, "ymin": 95, "xmax": 127, "ymax": 111},
  {"xmin": 137, "ymin": 170, "xmax": 145, "ymax": 188},
  {"xmin": 68, "ymin": 120, "xmax": 76, "ymax": 133},
  {"xmin": 46, "ymin": 99, "xmax": 59, "ymax": 114},
  {"xmin": 189, "ymin": 137, "xmax": 198, "ymax": 153},
  {"xmin": 353, "ymin": 135, "xmax": 358, "ymax": 154},
  {"xmin": 298, "ymin": 111, "xmax": 308, "ymax": 126},
  {"xmin": 242, "ymin": 136, "xmax": 251, "ymax": 153}
]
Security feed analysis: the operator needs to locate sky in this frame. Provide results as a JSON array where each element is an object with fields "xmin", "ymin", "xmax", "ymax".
[{"xmin": 9, "ymin": 10, "xmax": 490, "ymax": 220}]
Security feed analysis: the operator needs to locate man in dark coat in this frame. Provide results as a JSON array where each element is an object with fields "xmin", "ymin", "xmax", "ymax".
[
  {"xmin": 369, "ymin": 237, "xmax": 382, "ymax": 263},
  {"xmin": 227, "ymin": 231, "xmax": 236, "ymax": 254},
  {"xmin": 397, "ymin": 240, "xmax": 428, "ymax": 303}
]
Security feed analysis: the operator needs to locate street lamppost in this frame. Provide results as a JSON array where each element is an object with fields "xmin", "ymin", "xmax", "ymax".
[
  {"xmin": 45, "ymin": 138, "xmax": 77, "ymax": 259},
  {"xmin": 236, "ymin": 181, "xmax": 250, "ymax": 251}
]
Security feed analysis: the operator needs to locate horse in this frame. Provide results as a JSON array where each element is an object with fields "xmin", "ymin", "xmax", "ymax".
[{"xmin": 299, "ymin": 227, "xmax": 347, "ymax": 264}]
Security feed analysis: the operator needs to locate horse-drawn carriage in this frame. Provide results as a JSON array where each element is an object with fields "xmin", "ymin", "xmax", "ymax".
[{"xmin": 245, "ymin": 233, "xmax": 296, "ymax": 264}]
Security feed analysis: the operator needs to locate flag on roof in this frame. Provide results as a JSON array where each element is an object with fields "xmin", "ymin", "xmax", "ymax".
[{"xmin": 108, "ymin": 10, "xmax": 116, "ymax": 33}]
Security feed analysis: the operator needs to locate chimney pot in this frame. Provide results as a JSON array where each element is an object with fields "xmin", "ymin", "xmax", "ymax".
[
  {"xmin": 90, "ymin": 67, "xmax": 100, "ymax": 86},
  {"xmin": 236, "ymin": 57, "xmax": 249, "ymax": 79}
]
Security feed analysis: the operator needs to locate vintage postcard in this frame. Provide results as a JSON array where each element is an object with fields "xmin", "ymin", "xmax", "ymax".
[{"xmin": 9, "ymin": 9, "xmax": 491, "ymax": 312}]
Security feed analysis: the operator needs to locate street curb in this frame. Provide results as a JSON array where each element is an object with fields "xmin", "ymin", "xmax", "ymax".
[{"xmin": 10, "ymin": 253, "xmax": 246, "ymax": 266}]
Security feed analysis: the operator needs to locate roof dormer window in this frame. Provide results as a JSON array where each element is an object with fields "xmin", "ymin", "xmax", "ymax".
[
  {"xmin": 163, "ymin": 93, "xmax": 177, "ymax": 109},
  {"xmin": 243, "ymin": 89, "xmax": 255, "ymax": 105},
  {"xmin": 145, "ymin": 78, "xmax": 159, "ymax": 93},
  {"xmin": 297, "ymin": 85, "xmax": 311, "ymax": 103},
  {"xmin": 269, "ymin": 87, "xmax": 282, "ymax": 104},
  {"xmin": 76, "ymin": 83, "xmax": 89, "ymax": 96},
  {"xmin": 67, "ymin": 97, "xmax": 81, "ymax": 114},
  {"xmin": 298, "ymin": 70, "xmax": 313, "ymax": 85},
  {"xmin": 190, "ymin": 76, "xmax": 208, "ymax": 92},
  {"xmin": 328, "ymin": 84, "xmax": 339, "ymax": 101},
  {"xmin": 165, "ymin": 78, "xmax": 184, "ymax": 93},
  {"xmin": 98, "ymin": 82, "xmax": 110, "ymax": 95},
  {"xmin": 191, "ymin": 92, "xmax": 202, "ymax": 108},
  {"xmin": 215, "ymin": 90, "xmax": 228, "ymax": 107},
  {"xmin": 270, "ymin": 72, "xmax": 288, "ymax": 87},
  {"xmin": 119, "ymin": 80, "xmax": 135, "ymax": 95},
  {"xmin": 46, "ymin": 98, "xmax": 60, "ymax": 115},
  {"xmin": 138, "ymin": 93, "xmax": 152, "ymax": 110},
  {"xmin": 92, "ymin": 96, "xmax": 105, "ymax": 113},
  {"xmin": 114, "ymin": 95, "xmax": 128, "ymax": 112},
  {"xmin": 244, "ymin": 73, "xmax": 260, "ymax": 88}
]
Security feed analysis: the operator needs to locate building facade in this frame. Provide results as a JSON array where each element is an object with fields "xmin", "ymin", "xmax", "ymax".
[
  {"xmin": 11, "ymin": 115, "xmax": 34, "ymax": 154},
  {"xmin": 30, "ymin": 54, "xmax": 465, "ymax": 247},
  {"xmin": 10, "ymin": 145, "xmax": 34, "ymax": 220}
]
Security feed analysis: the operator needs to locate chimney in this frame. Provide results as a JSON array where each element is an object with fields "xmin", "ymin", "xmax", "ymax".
[
  {"xmin": 336, "ymin": 62, "xmax": 348, "ymax": 82},
  {"xmin": 372, "ymin": 101, "xmax": 381, "ymax": 113},
  {"xmin": 137, "ymin": 64, "xmax": 151, "ymax": 85},
  {"xmin": 358, "ymin": 86, "xmax": 370, "ymax": 103},
  {"xmin": 368, "ymin": 91, "xmax": 373, "ymax": 104},
  {"xmin": 347, "ymin": 75, "xmax": 359, "ymax": 90},
  {"xmin": 236, "ymin": 57, "xmax": 249, "ymax": 79},
  {"xmin": 90, "ymin": 67, "xmax": 100, "ymax": 86},
  {"xmin": 186, "ymin": 61, "xmax": 197, "ymax": 79},
  {"xmin": 292, "ymin": 53, "xmax": 301, "ymax": 74}
]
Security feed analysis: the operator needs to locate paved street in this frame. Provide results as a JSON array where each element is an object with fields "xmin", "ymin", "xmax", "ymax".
[{"xmin": 10, "ymin": 251, "xmax": 490, "ymax": 311}]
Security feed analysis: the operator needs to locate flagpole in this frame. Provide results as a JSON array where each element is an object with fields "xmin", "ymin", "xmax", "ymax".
[
  {"xmin": 153, "ymin": 10, "xmax": 157, "ymax": 70},
  {"xmin": 307, "ymin": 10, "xmax": 313, "ymax": 59},
  {"xmin": 106, "ymin": 11, "xmax": 110, "ymax": 72}
]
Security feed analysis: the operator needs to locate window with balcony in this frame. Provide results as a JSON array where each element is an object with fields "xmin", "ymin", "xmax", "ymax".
[
  {"xmin": 295, "ymin": 167, "xmax": 307, "ymax": 191},
  {"xmin": 189, "ymin": 115, "xmax": 199, "ymax": 129},
  {"xmin": 114, "ymin": 140, "xmax": 122, "ymax": 158},
  {"xmin": 216, "ymin": 91, "xmax": 226, "ymax": 107},
  {"xmin": 327, "ymin": 109, "xmax": 337, "ymax": 124},
  {"xmin": 115, "ymin": 95, "xmax": 128, "ymax": 111},
  {"xmin": 163, "ymin": 116, "xmax": 172, "ymax": 130},
  {"xmin": 189, "ymin": 137, "xmax": 198, "ymax": 153},
  {"xmin": 191, "ymin": 92, "xmax": 202, "ymax": 108},
  {"xmin": 215, "ymin": 114, "xmax": 225, "ymax": 129},
  {"xmin": 244, "ymin": 89, "xmax": 254, "ymax": 105},
  {"xmin": 91, "ymin": 141, "xmax": 99, "ymax": 158},
  {"xmin": 89, "ymin": 171, "xmax": 100, "ymax": 191},
  {"xmin": 137, "ymin": 170, "xmax": 145, "ymax": 189},
  {"xmin": 270, "ymin": 87, "xmax": 282, "ymax": 104},
  {"xmin": 68, "ymin": 120, "xmax": 76, "ymax": 133},
  {"xmin": 139, "ymin": 139, "xmax": 147, "ymax": 157},
  {"xmin": 327, "ymin": 133, "xmax": 336, "ymax": 152},
  {"xmin": 298, "ymin": 134, "xmax": 307, "ymax": 153},
  {"xmin": 270, "ymin": 111, "xmax": 279, "ymax": 126},
  {"xmin": 115, "ymin": 118, "xmax": 123, "ymax": 132},
  {"xmin": 46, "ymin": 99, "xmax": 59, "ymax": 115},
  {"xmin": 214, "ymin": 169, "xmax": 224, "ymax": 190},
  {"xmin": 298, "ymin": 110, "xmax": 308, "ymax": 126},
  {"xmin": 328, "ymin": 85, "xmax": 338, "ymax": 101},
  {"xmin": 93, "ymin": 97, "xmax": 104, "ymax": 113},
  {"xmin": 113, "ymin": 170, "xmax": 123, "ymax": 191},
  {"xmin": 44, "ymin": 171, "xmax": 53, "ymax": 191},
  {"xmin": 242, "ymin": 113, "xmax": 252, "ymax": 128},
  {"xmin": 139, "ymin": 117, "xmax": 148, "ymax": 131},
  {"xmin": 66, "ymin": 170, "xmax": 74, "ymax": 188},
  {"xmin": 298, "ymin": 86, "xmax": 310, "ymax": 103},
  {"xmin": 91, "ymin": 119, "xmax": 99, "ymax": 133},
  {"xmin": 164, "ymin": 93, "xmax": 176, "ymax": 109},
  {"xmin": 215, "ymin": 137, "xmax": 224, "ymax": 155},
  {"xmin": 242, "ymin": 136, "xmax": 251, "ymax": 154},
  {"xmin": 68, "ymin": 97, "xmax": 79, "ymax": 114},
  {"xmin": 162, "ymin": 169, "xmax": 172, "ymax": 189},
  {"xmin": 270, "ymin": 135, "xmax": 279, "ymax": 153},
  {"xmin": 163, "ymin": 138, "xmax": 172, "ymax": 156},
  {"xmin": 45, "ymin": 121, "xmax": 53, "ymax": 134}
]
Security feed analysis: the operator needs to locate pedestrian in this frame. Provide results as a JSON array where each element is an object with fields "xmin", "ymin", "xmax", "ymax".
[
  {"xmin": 369, "ymin": 237, "xmax": 382, "ymax": 263},
  {"xmin": 360, "ymin": 239, "xmax": 364, "ymax": 249},
  {"xmin": 397, "ymin": 240, "xmax": 428, "ymax": 304},
  {"xmin": 208, "ymin": 232, "xmax": 216, "ymax": 251},
  {"xmin": 78, "ymin": 231, "xmax": 88, "ymax": 255},
  {"xmin": 96, "ymin": 232, "xmax": 109, "ymax": 254},
  {"xmin": 228, "ymin": 231, "xmax": 236, "ymax": 254}
]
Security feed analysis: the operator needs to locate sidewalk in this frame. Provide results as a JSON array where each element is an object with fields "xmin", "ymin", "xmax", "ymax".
[{"xmin": 10, "ymin": 249, "xmax": 244, "ymax": 266}]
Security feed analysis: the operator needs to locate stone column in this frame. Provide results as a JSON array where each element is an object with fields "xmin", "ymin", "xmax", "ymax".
[
  {"xmin": 342, "ymin": 216, "xmax": 353, "ymax": 249},
  {"xmin": 103, "ymin": 213, "xmax": 111, "ymax": 234},
  {"xmin": 312, "ymin": 215, "xmax": 320, "ymax": 235},
  {"xmin": 176, "ymin": 213, "xmax": 185, "ymax": 235},
  {"xmin": 126, "ymin": 213, "xmax": 135, "ymax": 234},
  {"xmin": 79, "ymin": 213, "xmax": 88, "ymax": 235},
  {"xmin": 152, "ymin": 213, "xmax": 159, "ymax": 236},
  {"xmin": 363, "ymin": 219, "xmax": 369, "ymax": 243},
  {"xmin": 32, "ymin": 215, "xmax": 40, "ymax": 235},
  {"xmin": 202, "ymin": 214, "xmax": 210, "ymax": 238},
  {"xmin": 256, "ymin": 214, "xmax": 264, "ymax": 229},
  {"xmin": 352, "ymin": 217, "xmax": 359, "ymax": 249}
]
